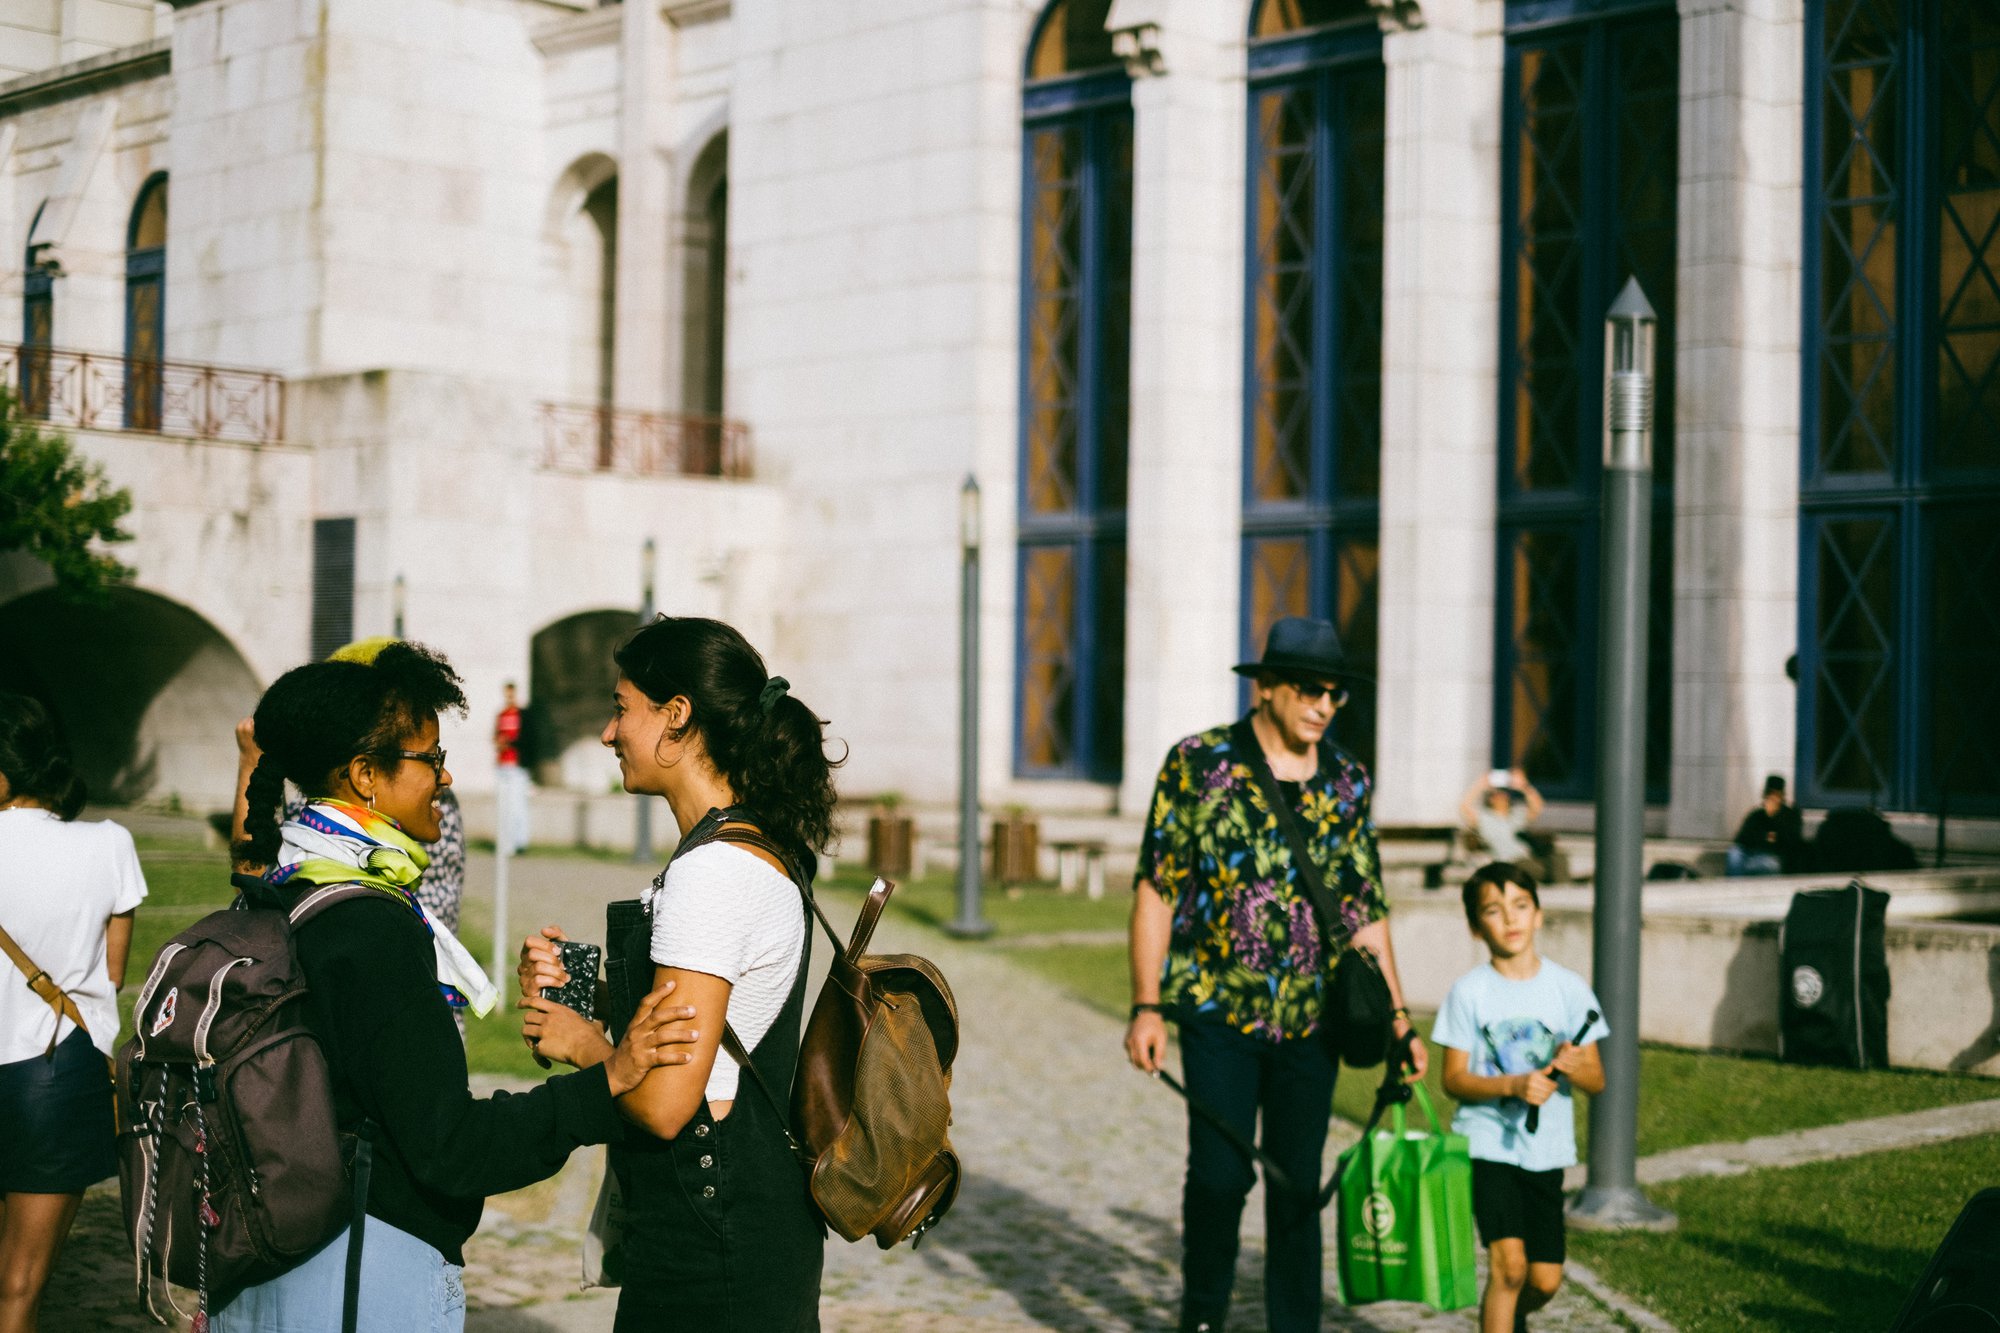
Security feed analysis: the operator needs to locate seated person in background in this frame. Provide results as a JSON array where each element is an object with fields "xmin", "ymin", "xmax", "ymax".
[
  {"xmin": 1727, "ymin": 775, "xmax": 1804, "ymax": 877},
  {"xmin": 1461, "ymin": 769, "xmax": 1564, "ymax": 884}
]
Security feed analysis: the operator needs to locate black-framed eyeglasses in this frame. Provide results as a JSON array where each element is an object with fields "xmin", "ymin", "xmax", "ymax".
[
  {"xmin": 398, "ymin": 747, "xmax": 447, "ymax": 777},
  {"xmin": 1283, "ymin": 679, "xmax": 1348, "ymax": 707}
]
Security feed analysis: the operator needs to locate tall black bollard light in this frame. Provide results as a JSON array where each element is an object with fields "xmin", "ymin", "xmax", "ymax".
[
  {"xmin": 947, "ymin": 475, "xmax": 994, "ymax": 938},
  {"xmin": 1569, "ymin": 279, "xmax": 1676, "ymax": 1232}
]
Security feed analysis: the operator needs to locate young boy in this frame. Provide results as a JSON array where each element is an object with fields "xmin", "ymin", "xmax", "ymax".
[{"xmin": 1433, "ymin": 862, "xmax": 1608, "ymax": 1333}]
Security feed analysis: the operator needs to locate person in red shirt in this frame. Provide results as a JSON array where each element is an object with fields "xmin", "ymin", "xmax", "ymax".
[{"xmin": 495, "ymin": 682, "xmax": 531, "ymax": 854}]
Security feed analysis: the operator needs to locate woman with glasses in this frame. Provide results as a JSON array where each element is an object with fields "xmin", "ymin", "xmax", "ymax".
[{"xmin": 217, "ymin": 642, "xmax": 696, "ymax": 1333}]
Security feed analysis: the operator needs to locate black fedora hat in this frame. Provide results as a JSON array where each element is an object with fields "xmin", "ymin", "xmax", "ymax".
[{"xmin": 1232, "ymin": 616, "xmax": 1373, "ymax": 683}]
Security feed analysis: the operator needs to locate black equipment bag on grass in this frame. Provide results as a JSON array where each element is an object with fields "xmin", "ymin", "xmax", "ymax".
[
  {"xmin": 1889, "ymin": 1188, "xmax": 2000, "ymax": 1332},
  {"xmin": 1778, "ymin": 879, "xmax": 1890, "ymax": 1069}
]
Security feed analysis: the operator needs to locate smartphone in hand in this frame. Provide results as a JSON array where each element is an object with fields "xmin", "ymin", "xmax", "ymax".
[{"xmin": 540, "ymin": 940, "xmax": 602, "ymax": 1023}]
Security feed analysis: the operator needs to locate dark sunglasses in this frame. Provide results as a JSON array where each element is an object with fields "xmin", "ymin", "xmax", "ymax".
[
  {"xmin": 1282, "ymin": 679, "xmax": 1348, "ymax": 707},
  {"xmin": 397, "ymin": 747, "xmax": 448, "ymax": 777}
]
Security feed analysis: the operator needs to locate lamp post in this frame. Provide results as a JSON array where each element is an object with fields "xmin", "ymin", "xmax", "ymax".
[
  {"xmin": 1569, "ymin": 278, "xmax": 1675, "ymax": 1233},
  {"xmin": 946, "ymin": 475, "xmax": 993, "ymax": 938},
  {"xmin": 392, "ymin": 573, "xmax": 406, "ymax": 639},
  {"xmin": 633, "ymin": 537, "xmax": 657, "ymax": 863}
]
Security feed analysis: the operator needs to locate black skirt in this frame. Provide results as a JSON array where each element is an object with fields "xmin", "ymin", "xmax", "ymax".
[{"xmin": 0, "ymin": 1026, "xmax": 117, "ymax": 1192}]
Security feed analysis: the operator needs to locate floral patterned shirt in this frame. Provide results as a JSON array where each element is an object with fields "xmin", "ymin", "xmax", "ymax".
[{"xmin": 1134, "ymin": 717, "xmax": 1388, "ymax": 1042}]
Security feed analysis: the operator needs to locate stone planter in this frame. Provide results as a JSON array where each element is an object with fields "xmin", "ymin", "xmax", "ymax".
[
  {"xmin": 867, "ymin": 813, "xmax": 914, "ymax": 879},
  {"xmin": 991, "ymin": 814, "xmax": 1041, "ymax": 885}
]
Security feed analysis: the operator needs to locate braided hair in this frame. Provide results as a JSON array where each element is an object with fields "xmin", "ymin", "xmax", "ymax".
[
  {"xmin": 233, "ymin": 641, "xmax": 466, "ymax": 865},
  {"xmin": 614, "ymin": 616, "xmax": 843, "ymax": 863},
  {"xmin": 0, "ymin": 692, "xmax": 88, "ymax": 820}
]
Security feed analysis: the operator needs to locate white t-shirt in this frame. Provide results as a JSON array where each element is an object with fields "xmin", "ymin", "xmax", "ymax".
[
  {"xmin": 0, "ymin": 808, "xmax": 149, "ymax": 1063},
  {"xmin": 646, "ymin": 842, "xmax": 805, "ymax": 1101}
]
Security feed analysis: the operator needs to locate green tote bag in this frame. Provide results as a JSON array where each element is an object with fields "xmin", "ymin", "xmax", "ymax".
[{"xmin": 1333, "ymin": 1082, "xmax": 1479, "ymax": 1310}]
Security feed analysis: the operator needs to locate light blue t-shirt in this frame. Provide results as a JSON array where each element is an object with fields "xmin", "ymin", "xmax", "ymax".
[{"xmin": 1431, "ymin": 958, "xmax": 1609, "ymax": 1172}]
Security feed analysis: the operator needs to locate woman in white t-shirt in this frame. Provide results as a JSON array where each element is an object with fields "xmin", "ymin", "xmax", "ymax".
[
  {"xmin": 0, "ymin": 693, "xmax": 146, "ymax": 1332},
  {"xmin": 517, "ymin": 617, "xmax": 838, "ymax": 1333}
]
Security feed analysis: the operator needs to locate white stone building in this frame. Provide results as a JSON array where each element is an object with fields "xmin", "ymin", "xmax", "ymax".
[{"xmin": 0, "ymin": 0, "xmax": 1993, "ymax": 845}]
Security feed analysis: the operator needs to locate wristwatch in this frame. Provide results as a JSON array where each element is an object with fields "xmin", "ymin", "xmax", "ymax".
[{"xmin": 1129, "ymin": 1002, "xmax": 1163, "ymax": 1020}]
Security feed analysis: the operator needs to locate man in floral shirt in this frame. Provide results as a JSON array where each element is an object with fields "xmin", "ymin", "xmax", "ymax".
[{"xmin": 1126, "ymin": 617, "xmax": 1428, "ymax": 1333}]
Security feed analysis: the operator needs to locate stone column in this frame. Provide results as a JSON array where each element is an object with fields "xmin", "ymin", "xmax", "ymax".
[
  {"xmin": 614, "ymin": 0, "xmax": 674, "ymax": 412},
  {"xmin": 1372, "ymin": 0, "xmax": 1507, "ymax": 825},
  {"xmin": 1114, "ymin": 0, "xmax": 1248, "ymax": 814},
  {"xmin": 1666, "ymin": 0, "xmax": 1803, "ymax": 838}
]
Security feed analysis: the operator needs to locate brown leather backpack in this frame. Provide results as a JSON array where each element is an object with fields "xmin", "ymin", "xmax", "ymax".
[{"xmin": 710, "ymin": 829, "xmax": 961, "ymax": 1249}]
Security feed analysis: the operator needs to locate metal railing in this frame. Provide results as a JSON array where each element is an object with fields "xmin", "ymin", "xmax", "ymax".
[
  {"xmin": 1, "ymin": 341, "xmax": 285, "ymax": 444},
  {"xmin": 538, "ymin": 400, "xmax": 752, "ymax": 479}
]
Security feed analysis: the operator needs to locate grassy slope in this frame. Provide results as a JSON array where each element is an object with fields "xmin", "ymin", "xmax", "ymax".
[{"xmin": 1571, "ymin": 1133, "xmax": 2000, "ymax": 1331}]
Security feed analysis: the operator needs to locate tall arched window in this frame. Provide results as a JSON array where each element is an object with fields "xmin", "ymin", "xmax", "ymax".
[
  {"xmin": 125, "ymin": 174, "xmax": 167, "ymax": 431},
  {"xmin": 1016, "ymin": 0, "xmax": 1132, "ymax": 781},
  {"xmin": 20, "ymin": 202, "xmax": 53, "ymax": 419},
  {"xmin": 1495, "ymin": 0, "xmax": 1678, "ymax": 801},
  {"xmin": 1241, "ymin": 0, "xmax": 1384, "ymax": 769},
  {"xmin": 682, "ymin": 134, "xmax": 729, "ymax": 475},
  {"xmin": 1800, "ymin": 0, "xmax": 2000, "ymax": 813}
]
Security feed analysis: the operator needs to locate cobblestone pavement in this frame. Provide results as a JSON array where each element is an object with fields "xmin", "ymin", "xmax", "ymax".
[{"xmin": 45, "ymin": 849, "xmax": 1652, "ymax": 1332}]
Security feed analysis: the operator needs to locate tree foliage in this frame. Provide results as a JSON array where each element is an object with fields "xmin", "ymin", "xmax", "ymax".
[{"xmin": 0, "ymin": 390, "xmax": 135, "ymax": 599}]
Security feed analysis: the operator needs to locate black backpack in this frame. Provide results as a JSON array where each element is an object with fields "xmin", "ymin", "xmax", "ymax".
[{"xmin": 117, "ymin": 876, "xmax": 378, "ymax": 1331}]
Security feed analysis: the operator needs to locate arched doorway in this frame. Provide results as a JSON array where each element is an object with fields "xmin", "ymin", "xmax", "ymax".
[
  {"xmin": 0, "ymin": 587, "xmax": 261, "ymax": 807},
  {"xmin": 529, "ymin": 610, "xmax": 636, "ymax": 791}
]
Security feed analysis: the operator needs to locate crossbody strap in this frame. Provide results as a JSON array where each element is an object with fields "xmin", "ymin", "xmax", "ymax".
[
  {"xmin": 1229, "ymin": 717, "xmax": 1350, "ymax": 958},
  {"xmin": 0, "ymin": 920, "xmax": 89, "ymax": 1056},
  {"xmin": 676, "ymin": 820, "xmax": 814, "ymax": 1155}
]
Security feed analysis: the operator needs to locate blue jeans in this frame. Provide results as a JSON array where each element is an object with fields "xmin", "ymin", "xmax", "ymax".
[
  {"xmin": 211, "ymin": 1217, "xmax": 464, "ymax": 1333},
  {"xmin": 1726, "ymin": 846, "xmax": 1783, "ymax": 877}
]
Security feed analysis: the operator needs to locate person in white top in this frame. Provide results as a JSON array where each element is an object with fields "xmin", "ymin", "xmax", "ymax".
[
  {"xmin": 516, "ymin": 616, "xmax": 836, "ymax": 1332},
  {"xmin": 0, "ymin": 692, "xmax": 146, "ymax": 1333}
]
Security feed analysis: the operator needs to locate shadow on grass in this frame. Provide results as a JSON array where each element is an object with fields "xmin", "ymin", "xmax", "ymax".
[{"xmin": 1604, "ymin": 1219, "xmax": 1924, "ymax": 1330}]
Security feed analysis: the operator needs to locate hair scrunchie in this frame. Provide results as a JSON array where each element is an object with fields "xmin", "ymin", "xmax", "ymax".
[{"xmin": 759, "ymin": 676, "xmax": 791, "ymax": 715}]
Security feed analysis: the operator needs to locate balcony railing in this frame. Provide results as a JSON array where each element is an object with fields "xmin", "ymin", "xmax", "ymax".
[
  {"xmin": 1, "ymin": 342, "xmax": 285, "ymax": 445},
  {"xmin": 539, "ymin": 400, "xmax": 752, "ymax": 479}
]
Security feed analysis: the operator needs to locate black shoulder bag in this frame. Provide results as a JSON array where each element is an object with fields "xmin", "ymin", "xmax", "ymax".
[{"xmin": 1229, "ymin": 718, "xmax": 1396, "ymax": 1070}]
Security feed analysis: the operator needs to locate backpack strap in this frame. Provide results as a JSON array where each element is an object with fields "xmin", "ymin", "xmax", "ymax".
[{"xmin": 342, "ymin": 1121, "xmax": 375, "ymax": 1333}]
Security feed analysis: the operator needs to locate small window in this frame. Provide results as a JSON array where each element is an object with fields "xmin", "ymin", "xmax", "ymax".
[
  {"xmin": 1027, "ymin": 0, "xmax": 1120, "ymax": 80},
  {"xmin": 1252, "ymin": 0, "xmax": 1374, "ymax": 38}
]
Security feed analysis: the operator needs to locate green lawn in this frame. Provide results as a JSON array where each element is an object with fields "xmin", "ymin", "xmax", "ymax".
[{"xmin": 1572, "ymin": 1133, "xmax": 2000, "ymax": 1331}]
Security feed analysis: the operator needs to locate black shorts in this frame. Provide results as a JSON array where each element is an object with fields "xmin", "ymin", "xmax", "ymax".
[
  {"xmin": 1471, "ymin": 1160, "xmax": 1567, "ymax": 1265},
  {"xmin": 0, "ymin": 1027, "xmax": 117, "ymax": 1193}
]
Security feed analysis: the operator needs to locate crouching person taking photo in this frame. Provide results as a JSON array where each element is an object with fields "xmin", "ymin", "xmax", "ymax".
[
  {"xmin": 1435, "ymin": 863, "xmax": 1608, "ymax": 1333},
  {"xmin": 217, "ymin": 642, "xmax": 693, "ymax": 1332}
]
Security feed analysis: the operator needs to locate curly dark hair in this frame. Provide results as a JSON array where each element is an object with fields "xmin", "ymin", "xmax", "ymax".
[
  {"xmin": 234, "ymin": 641, "xmax": 467, "ymax": 865},
  {"xmin": 0, "ymin": 692, "xmax": 87, "ymax": 821},
  {"xmin": 615, "ymin": 617, "xmax": 843, "ymax": 864}
]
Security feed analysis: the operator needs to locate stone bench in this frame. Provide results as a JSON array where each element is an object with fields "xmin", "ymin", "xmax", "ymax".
[{"xmin": 1051, "ymin": 839, "xmax": 1108, "ymax": 899}]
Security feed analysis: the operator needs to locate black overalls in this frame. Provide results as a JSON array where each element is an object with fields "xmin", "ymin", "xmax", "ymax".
[{"xmin": 603, "ymin": 807, "xmax": 824, "ymax": 1332}]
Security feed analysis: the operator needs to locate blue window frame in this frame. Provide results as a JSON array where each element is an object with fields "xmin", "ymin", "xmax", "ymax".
[
  {"xmin": 1016, "ymin": 1, "xmax": 1132, "ymax": 781},
  {"xmin": 1800, "ymin": 0, "xmax": 2000, "ymax": 814},
  {"xmin": 125, "ymin": 174, "xmax": 167, "ymax": 432},
  {"xmin": 21, "ymin": 202, "xmax": 53, "ymax": 419},
  {"xmin": 1241, "ymin": 2, "xmax": 1384, "ymax": 769},
  {"xmin": 1495, "ymin": 0, "xmax": 1678, "ymax": 803}
]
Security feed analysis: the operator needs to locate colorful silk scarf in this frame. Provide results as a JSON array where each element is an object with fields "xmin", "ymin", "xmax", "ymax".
[{"xmin": 267, "ymin": 799, "xmax": 498, "ymax": 1016}]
